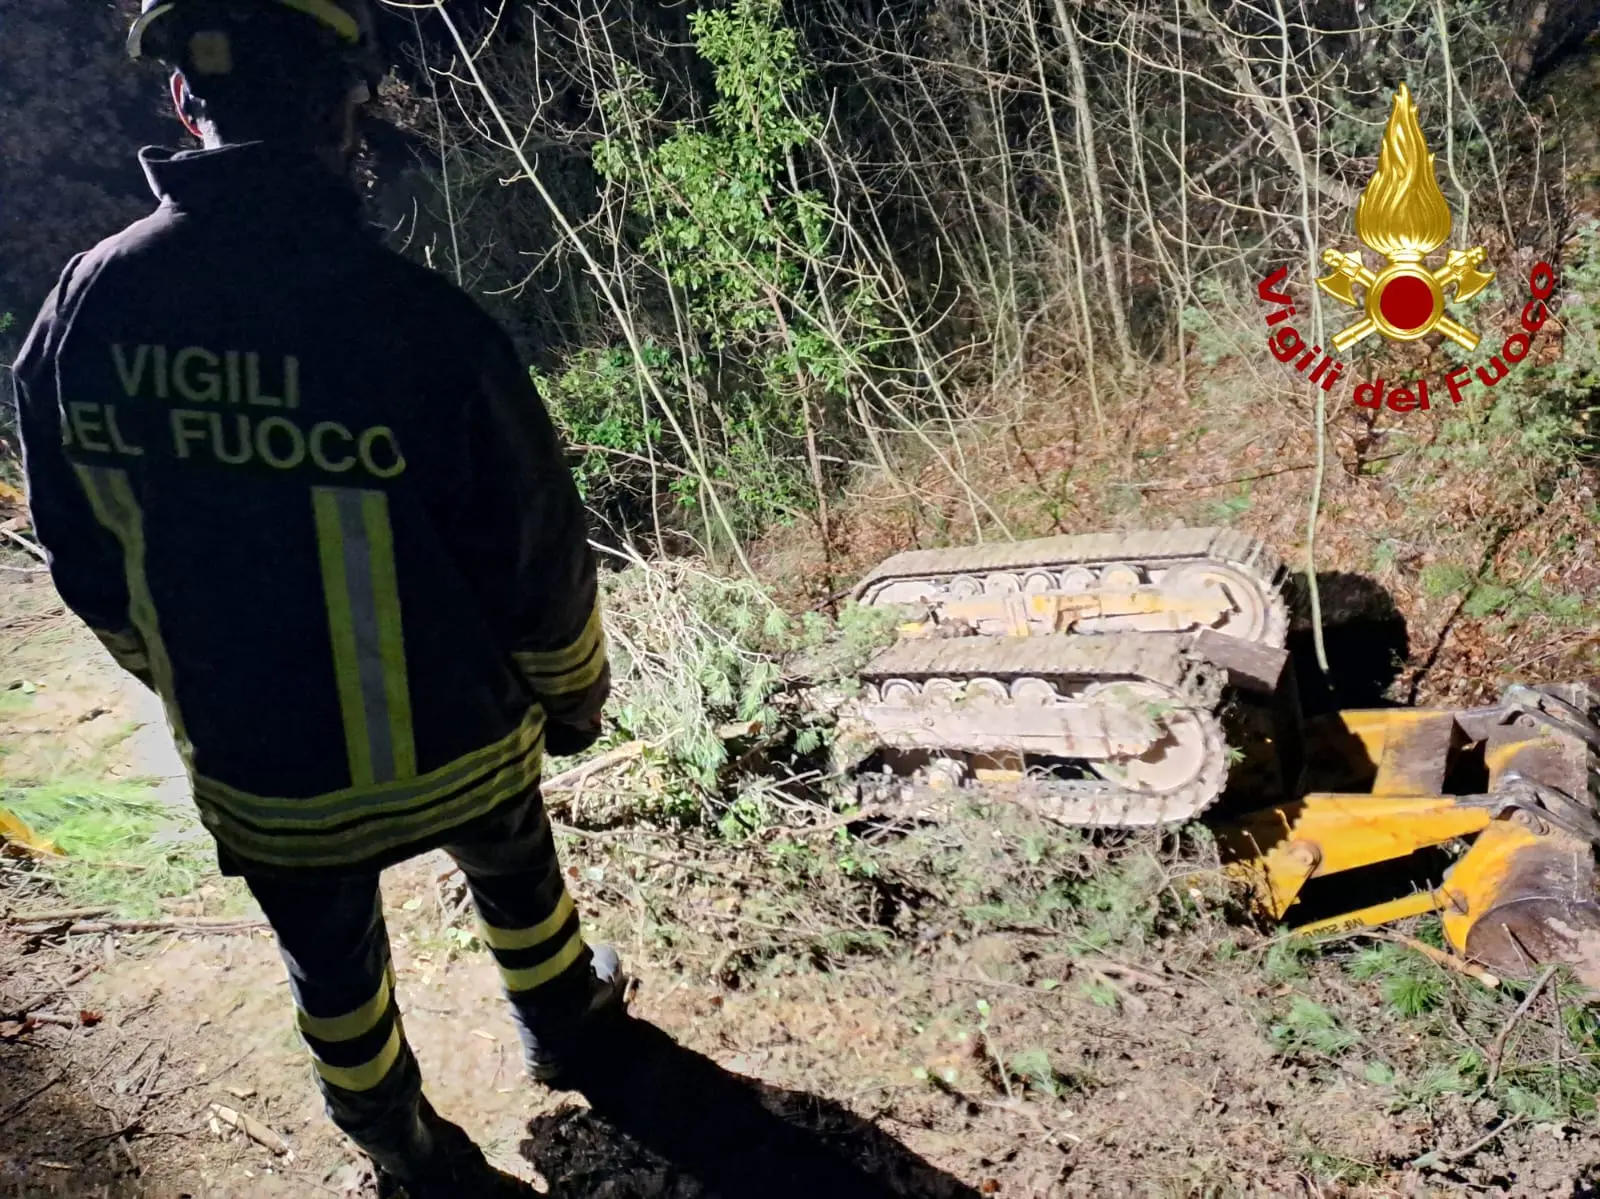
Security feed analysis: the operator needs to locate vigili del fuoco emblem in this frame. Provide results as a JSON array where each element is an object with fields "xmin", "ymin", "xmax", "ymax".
[
  {"xmin": 1257, "ymin": 82, "xmax": 1558, "ymax": 413},
  {"xmin": 1316, "ymin": 83, "xmax": 1495, "ymax": 351}
]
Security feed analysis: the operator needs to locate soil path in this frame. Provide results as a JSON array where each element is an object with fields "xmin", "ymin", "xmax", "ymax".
[
  {"xmin": 5, "ymin": 570, "xmax": 1600, "ymax": 1198},
  {"xmin": 0, "ymin": 574, "xmax": 979, "ymax": 1198}
]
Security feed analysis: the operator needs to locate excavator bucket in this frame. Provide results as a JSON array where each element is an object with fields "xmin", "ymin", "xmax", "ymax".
[
  {"xmin": 1445, "ymin": 815, "xmax": 1600, "ymax": 990},
  {"xmin": 1216, "ymin": 681, "xmax": 1600, "ymax": 988}
]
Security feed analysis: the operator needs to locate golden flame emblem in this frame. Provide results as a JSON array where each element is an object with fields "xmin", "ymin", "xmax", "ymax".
[{"xmin": 1318, "ymin": 83, "xmax": 1495, "ymax": 351}]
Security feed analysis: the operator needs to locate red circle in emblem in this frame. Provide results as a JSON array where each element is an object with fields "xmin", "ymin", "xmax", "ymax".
[{"xmin": 1378, "ymin": 274, "xmax": 1435, "ymax": 331}]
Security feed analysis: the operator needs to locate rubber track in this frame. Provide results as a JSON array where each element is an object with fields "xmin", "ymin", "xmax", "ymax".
[
  {"xmin": 858, "ymin": 633, "xmax": 1230, "ymax": 826},
  {"xmin": 853, "ymin": 526, "xmax": 1290, "ymax": 649}
]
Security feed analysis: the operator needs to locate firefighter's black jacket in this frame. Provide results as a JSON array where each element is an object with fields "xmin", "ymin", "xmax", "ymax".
[{"xmin": 13, "ymin": 142, "xmax": 609, "ymax": 876}]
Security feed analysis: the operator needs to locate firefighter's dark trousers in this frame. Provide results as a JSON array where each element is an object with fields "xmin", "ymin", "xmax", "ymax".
[{"xmin": 244, "ymin": 795, "xmax": 591, "ymax": 1171}]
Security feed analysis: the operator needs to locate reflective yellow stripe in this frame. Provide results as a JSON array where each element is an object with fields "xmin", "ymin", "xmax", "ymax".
[
  {"xmin": 498, "ymin": 929, "xmax": 586, "ymax": 992},
  {"xmin": 273, "ymin": 0, "xmax": 362, "ymax": 41},
  {"xmin": 92, "ymin": 627, "xmax": 150, "ymax": 675},
  {"xmin": 192, "ymin": 706, "xmax": 543, "ymax": 827},
  {"xmin": 512, "ymin": 640, "xmax": 607, "ymax": 697},
  {"xmin": 201, "ymin": 740, "xmax": 535, "ymax": 836},
  {"xmin": 361, "ymin": 491, "xmax": 415, "ymax": 778},
  {"xmin": 312, "ymin": 1024, "xmax": 404, "ymax": 1093},
  {"xmin": 515, "ymin": 603, "xmax": 603, "ymax": 675},
  {"xmin": 92, "ymin": 627, "xmax": 142, "ymax": 654},
  {"xmin": 312, "ymin": 488, "xmax": 373, "ymax": 787},
  {"xmin": 192, "ymin": 706, "xmax": 541, "ymax": 816},
  {"xmin": 297, "ymin": 963, "xmax": 394, "ymax": 1042},
  {"xmin": 479, "ymin": 891, "xmax": 575, "ymax": 952},
  {"xmin": 311, "ymin": 488, "xmax": 415, "ymax": 787},
  {"xmin": 196, "ymin": 742, "xmax": 543, "ymax": 868},
  {"xmin": 74, "ymin": 466, "xmax": 186, "ymax": 742}
]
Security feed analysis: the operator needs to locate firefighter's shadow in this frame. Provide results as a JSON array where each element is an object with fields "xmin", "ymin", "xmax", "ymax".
[{"xmin": 519, "ymin": 1014, "xmax": 982, "ymax": 1198}]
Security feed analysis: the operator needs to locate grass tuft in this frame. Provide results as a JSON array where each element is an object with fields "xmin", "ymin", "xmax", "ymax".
[{"xmin": 3, "ymin": 776, "xmax": 214, "ymax": 916}]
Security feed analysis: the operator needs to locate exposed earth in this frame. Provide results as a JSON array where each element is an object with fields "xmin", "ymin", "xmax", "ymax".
[{"xmin": 3, "ymin": 546, "xmax": 1600, "ymax": 1199}]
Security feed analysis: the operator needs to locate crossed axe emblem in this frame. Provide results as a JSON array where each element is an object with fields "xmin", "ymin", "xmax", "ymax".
[{"xmin": 1317, "ymin": 246, "xmax": 1495, "ymax": 352}]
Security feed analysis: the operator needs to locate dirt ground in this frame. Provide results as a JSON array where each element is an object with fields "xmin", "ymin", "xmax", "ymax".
[{"xmin": 4, "ymin": 539, "xmax": 1600, "ymax": 1199}]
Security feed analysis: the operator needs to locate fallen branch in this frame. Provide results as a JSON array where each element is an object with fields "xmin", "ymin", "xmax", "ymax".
[
  {"xmin": 552, "ymin": 822, "xmax": 747, "ymax": 882},
  {"xmin": 14, "ymin": 963, "xmax": 99, "ymax": 1013},
  {"xmin": 544, "ymin": 740, "xmax": 648, "ymax": 793},
  {"xmin": 1487, "ymin": 964, "xmax": 1559, "ymax": 1086},
  {"xmin": 75, "ymin": 1120, "xmax": 146, "ymax": 1155},
  {"xmin": 787, "ymin": 804, "xmax": 894, "ymax": 838},
  {"xmin": 1411, "ymin": 1114, "xmax": 1525, "ymax": 1170},
  {"xmin": 6, "ymin": 907, "xmax": 114, "ymax": 923},
  {"xmin": 0, "ymin": 524, "xmax": 47, "ymax": 563},
  {"xmin": 210, "ymin": 1103, "xmax": 295, "ymax": 1160},
  {"xmin": 1377, "ymin": 931, "xmax": 1500, "ymax": 988},
  {"xmin": 1081, "ymin": 967, "xmax": 1149, "ymax": 1016},
  {"xmin": 1124, "ymin": 461, "xmax": 1318, "ymax": 492},
  {"xmin": 12, "ymin": 916, "xmax": 267, "ymax": 935},
  {"xmin": 6, "ymin": 1012, "xmax": 81, "ymax": 1028},
  {"xmin": 1077, "ymin": 956, "xmax": 1180, "ymax": 993}
]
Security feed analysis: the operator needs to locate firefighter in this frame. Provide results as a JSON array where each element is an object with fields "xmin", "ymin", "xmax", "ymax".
[{"xmin": 11, "ymin": 2, "xmax": 626, "ymax": 1193}]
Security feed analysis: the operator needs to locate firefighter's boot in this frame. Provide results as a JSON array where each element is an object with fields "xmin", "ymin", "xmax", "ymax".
[
  {"xmin": 516, "ymin": 943, "xmax": 629, "ymax": 1085},
  {"xmin": 372, "ymin": 1099, "xmax": 535, "ymax": 1198}
]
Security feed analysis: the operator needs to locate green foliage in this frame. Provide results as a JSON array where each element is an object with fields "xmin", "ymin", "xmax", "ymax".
[
  {"xmin": 533, "ymin": 344, "xmax": 670, "ymax": 502},
  {"xmin": 599, "ymin": 0, "xmax": 821, "ymax": 343},
  {"xmin": 1005, "ymin": 1046, "xmax": 1067, "ymax": 1098},
  {"xmin": 1460, "ymin": 573, "xmax": 1592, "ymax": 626},
  {"xmin": 1203, "ymin": 482, "xmax": 1252, "ymax": 524},
  {"xmin": 1295, "ymin": 1144, "xmax": 1380, "ymax": 1187},
  {"xmin": 1345, "ymin": 939, "xmax": 1451, "ymax": 1015},
  {"xmin": 1488, "ymin": 220, "xmax": 1600, "ymax": 435},
  {"xmin": 1382, "ymin": 971, "xmax": 1446, "ymax": 1017},
  {"xmin": 1079, "ymin": 978, "xmax": 1120, "ymax": 1008},
  {"xmin": 1502, "ymin": 1084, "xmax": 1562, "ymax": 1122},
  {"xmin": 1061, "ymin": 852, "xmax": 1171, "ymax": 949},
  {"xmin": 1263, "ymin": 936, "xmax": 1317, "ymax": 984},
  {"xmin": 1398, "ymin": 1060, "xmax": 1474, "ymax": 1107},
  {"xmin": 1, "ymin": 777, "xmax": 215, "ymax": 916},
  {"xmin": 594, "ymin": 564, "xmax": 903, "ymax": 827},
  {"xmin": 792, "ymin": 598, "xmax": 906, "ymax": 686},
  {"xmin": 1421, "ymin": 222, "xmax": 1600, "ymax": 483},
  {"xmin": 1260, "ymin": 925, "xmax": 1600, "ymax": 1133},
  {"xmin": 1419, "ymin": 561, "xmax": 1471, "ymax": 598},
  {"xmin": 557, "ymin": 0, "xmax": 886, "ymax": 544},
  {"xmin": 1363, "ymin": 1059, "xmax": 1396, "ymax": 1085},
  {"xmin": 1180, "ymin": 277, "xmax": 1254, "ymax": 368},
  {"xmin": 1271, "ymin": 996, "xmax": 1359, "ymax": 1056},
  {"xmin": 1411, "ymin": 556, "xmax": 1594, "ymax": 631}
]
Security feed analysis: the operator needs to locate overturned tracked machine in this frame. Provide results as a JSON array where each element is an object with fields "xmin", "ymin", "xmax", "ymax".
[{"xmin": 843, "ymin": 527, "xmax": 1600, "ymax": 987}]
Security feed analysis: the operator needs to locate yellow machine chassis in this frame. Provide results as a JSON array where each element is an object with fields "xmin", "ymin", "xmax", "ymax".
[
  {"xmin": 898, "ymin": 586, "xmax": 1233, "ymax": 640},
  {"xmin": 1214, "ymin": 697, "xmax": 1600, "ymax": 987}
]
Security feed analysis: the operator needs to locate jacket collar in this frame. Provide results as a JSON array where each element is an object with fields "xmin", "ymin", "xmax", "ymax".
[{"xmin": 139, "ymin": 141, "xmax": 365, "ymax": 229}]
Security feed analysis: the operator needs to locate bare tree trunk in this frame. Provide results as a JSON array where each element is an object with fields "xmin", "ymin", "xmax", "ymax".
[
  {"xmin": 1022, "ymin": 0, "xmax": 1103, "ymax": 431},
  {"xmin": 1054, "ymin": 0, "xmax": 1135, "ymax": 372}
]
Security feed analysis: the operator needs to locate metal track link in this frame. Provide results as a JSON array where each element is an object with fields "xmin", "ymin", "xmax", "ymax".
[
  {"xmin": 861, "ymin": 631, "xmax": 1225, "ymax": 705},
  {"xmin": 853, "ymin": 526, "xmax": 1290, "ymax": 648},
  {"xmin": 857, "ymin": 634, "xmax": 1230, "ymax": 826}
]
